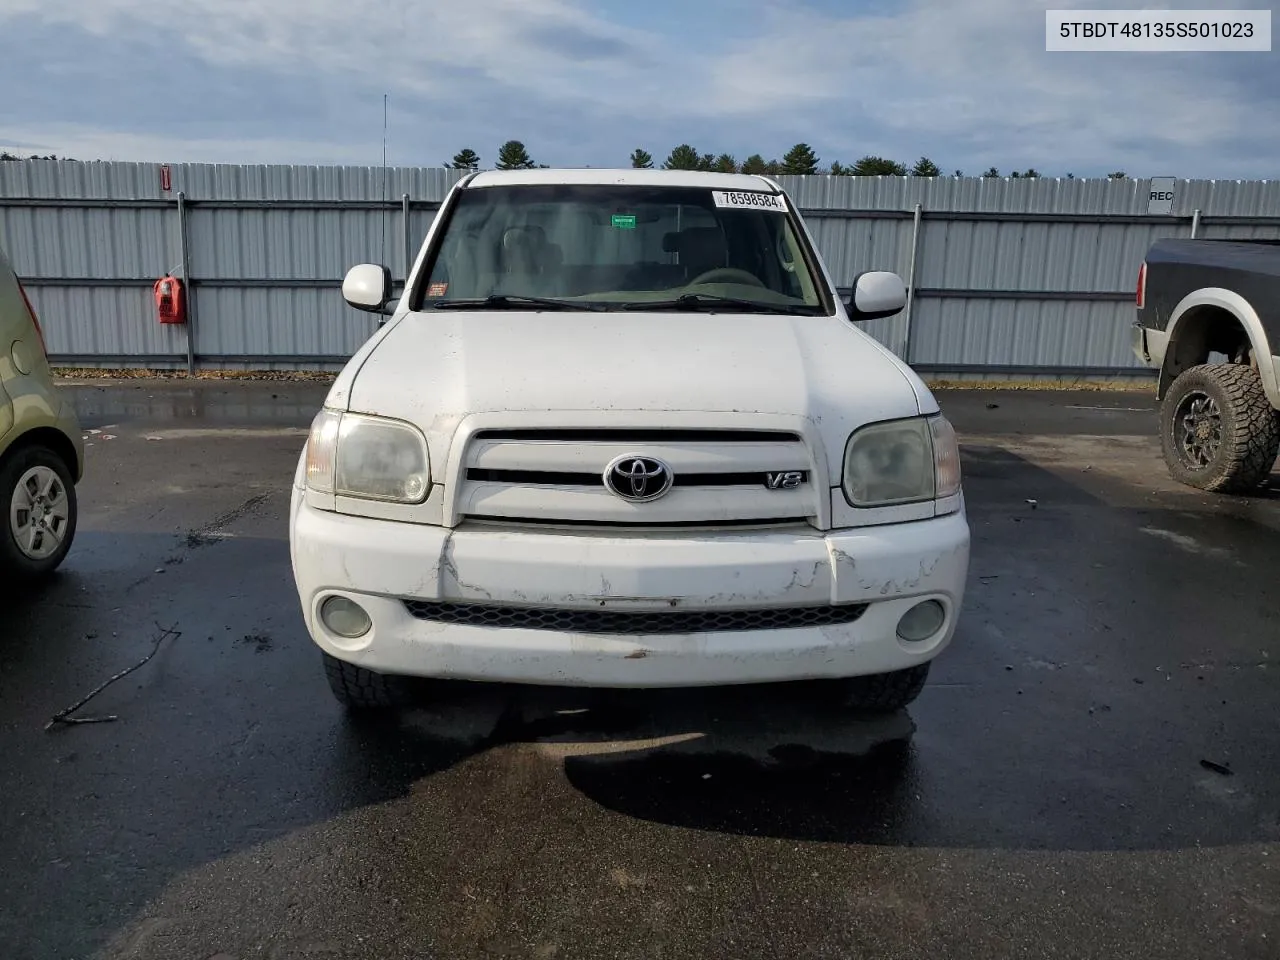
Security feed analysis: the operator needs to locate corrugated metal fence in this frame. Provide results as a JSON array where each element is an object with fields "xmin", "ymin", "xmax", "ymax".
[{"xmin": 3, "ymin": 160, "xmax": 1279, "ymax": 376}]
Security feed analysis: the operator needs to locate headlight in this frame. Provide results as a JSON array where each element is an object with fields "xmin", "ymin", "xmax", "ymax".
[
  {"xmin": 305, "ymin": 409, "xmax": 430, "ymax": 503},
  {"xmin": 842, "ymin": 414, "xmax": 961, "ymax": 507}
]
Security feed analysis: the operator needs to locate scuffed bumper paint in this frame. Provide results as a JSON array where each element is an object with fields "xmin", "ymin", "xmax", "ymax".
[
  {"xmin": 289, "ymin": 484, "xmax": 970, "ymax": 687},
  {"xmin": 1134, "ymin": 324, "xmax": 1169, "ymax": 369}
]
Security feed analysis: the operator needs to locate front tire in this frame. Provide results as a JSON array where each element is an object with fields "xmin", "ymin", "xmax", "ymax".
[
  {"xmin": 833, "ymin": 663, "xmax": 931, "ymax": 714},
  {"xmin": 1, "ymin": 443, "xmax": 78, "ymax": 580},
  {"xmin": 322, "ymin": 652, "xmax": 415, "ymax": 711},
  {"xmin": 1160, "ymin": 363, "xmax": 1280, "ymax": 493}
]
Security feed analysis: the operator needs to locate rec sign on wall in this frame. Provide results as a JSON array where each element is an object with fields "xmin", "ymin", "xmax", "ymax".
[{"xmin": 1148, "ymin": 177, "xmax": 1176, "ymax": 215}]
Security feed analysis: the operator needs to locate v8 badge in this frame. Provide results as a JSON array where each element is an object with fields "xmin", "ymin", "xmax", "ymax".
[{"xmin": 764, "ymin": 471, "xmax": 806, "ymax": 490}]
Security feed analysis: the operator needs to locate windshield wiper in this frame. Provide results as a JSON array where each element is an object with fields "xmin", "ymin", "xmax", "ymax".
[
  {"xmin": 619, "ymin": 294, "xmax": 818, "ymax": 315},
  {"xmin": 429, "ymin": 294, "xmax": 603, "ymax": 312}
]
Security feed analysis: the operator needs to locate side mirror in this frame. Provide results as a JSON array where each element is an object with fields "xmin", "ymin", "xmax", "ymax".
[
  {"xmin": 342, "ymin": 263, "xmax": 395, "ymax": 315},
  {"xmin": 845, "ymin": 271, "xmax": 907, "ymax": 321}
]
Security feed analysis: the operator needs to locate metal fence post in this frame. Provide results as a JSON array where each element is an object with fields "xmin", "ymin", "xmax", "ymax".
[
  {"xmin": 902, "ymin": 202, "xmax": 924, "ymax": 362},
  {"xmin": 402, "ymin": 193, "xmax": 412, "ymax": 280},
  {"xmin": 1190, "ymin": 208, "xmax": 1201, "ymax": 238},
  {"xmin": 176, "ymin": 191, "xmax": 196, "ymax": 376}
]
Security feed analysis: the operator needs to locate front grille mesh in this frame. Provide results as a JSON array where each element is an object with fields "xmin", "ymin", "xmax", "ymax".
[{"xmin": 401, "ymin": 600, "xmax": 868, "ymax": 635}]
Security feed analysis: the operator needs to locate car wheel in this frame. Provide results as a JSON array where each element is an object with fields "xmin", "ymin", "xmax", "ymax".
[
  {"xmin": 833, "ymin": 663, "xmax": 931, "ymax": 714},
  {"xmin": 322, "ymin": 652, "xmax": 414, "ymax": 710},
  {"xmin": 0, "ymin": 443, "xmax": 78, "ymax": 580},
  {"xmin": 1160, "ymin": 363, "xmax": 1280, "ymax": 493}
]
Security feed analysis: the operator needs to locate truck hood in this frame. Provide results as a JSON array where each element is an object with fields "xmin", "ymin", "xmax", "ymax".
[{"xmin": 334, "ymin": 310, "xmax": 929, "ymax": 481}]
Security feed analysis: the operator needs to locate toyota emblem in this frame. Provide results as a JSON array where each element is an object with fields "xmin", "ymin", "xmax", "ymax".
[{"xmin": 603, "ymin": 455, "xmax": 674, "ymax": 503}]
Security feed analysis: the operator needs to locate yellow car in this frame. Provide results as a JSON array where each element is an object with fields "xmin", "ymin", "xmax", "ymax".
[{"xmin": 0, "ymin": 245, "xmax": 83, "ymax": 579}]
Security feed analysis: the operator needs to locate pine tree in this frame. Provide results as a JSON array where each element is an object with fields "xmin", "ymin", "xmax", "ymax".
[
  {"xmin": 662, "ymin": 144, "xmax": 702, "ymax": 170},
  {"xmin": 449, "ymin": 148, "xmax": 480, "ymax": 170},
  {"xmin": 851, "ymin": 156, "xmax": 908, "ymax": 176},
  {"xmin": 712, "ymin": 154, "xmax": 738, "ymax": 173},
  {"xmin": 495, "ymin": 140, "xmax": 536, "ymax": 170},
  {"xmin": 629, "ymin": 148, "xmax": 654, "ymax": 169},
  {"xmin": 781, "ymin": 143, "xmax": 820, "ymax": 175},
  {"xmin": 910, "ymin": 157, "xmax": 941, "ymax": 177},
  {"xmin": 740, "ymin": 154, "xmax": 768, "ymax": 175}
]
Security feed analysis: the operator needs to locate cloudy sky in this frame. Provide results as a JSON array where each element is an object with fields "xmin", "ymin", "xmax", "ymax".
[{"xmin": 0, "ymin": 0, "xmax": 1275, "ymax": 178}]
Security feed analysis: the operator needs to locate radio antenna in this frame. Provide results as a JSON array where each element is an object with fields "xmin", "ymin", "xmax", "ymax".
[{"xmin": 381, "ymin": 93, "xmax": 389, "ymax": 267}]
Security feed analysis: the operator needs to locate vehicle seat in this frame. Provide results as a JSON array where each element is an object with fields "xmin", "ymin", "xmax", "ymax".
[
  {"xmin": 498, "ymin": 227, "xmax": 543, "ymax": 276},
  {"xmin": 538, "ymin": 242, "xmax": 563, "ymax": 276},
  {"xmin": 481, "ymin": 226, "xmax": 553, "ymax": 295},
  {"xmin": 664, "ymin": 227, "xmax": 729, "ymax": 282}
]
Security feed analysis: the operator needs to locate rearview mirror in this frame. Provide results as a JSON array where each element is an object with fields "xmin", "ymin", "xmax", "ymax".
[
  {"xmin": 342, "ymin": 263, "xmax": 394, "ymax": 315},
  {"xmin": 846, "ymin": 271, "xmax": 907, "ymax": 321}
]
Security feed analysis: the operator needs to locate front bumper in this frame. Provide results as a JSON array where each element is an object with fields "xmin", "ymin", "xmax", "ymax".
[{"xmin": 289, "ymin": 492, "xmax": 971, "ymax": 688}]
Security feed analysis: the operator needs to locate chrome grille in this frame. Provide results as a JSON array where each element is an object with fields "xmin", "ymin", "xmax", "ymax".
[
  {"xmin": 455, "ymin": 426, "xmax": 819, "ymax": 526},
  {"xmin": 466, "ymin": 468, "xmax": 810, "ymax": 487},
  {"xmin": 401, "ymin": 600, "xmax": 868, "ymax": 635},
  {"xmin": 470, "ymin": 428, "xmax": 802, "ymax": 443}
]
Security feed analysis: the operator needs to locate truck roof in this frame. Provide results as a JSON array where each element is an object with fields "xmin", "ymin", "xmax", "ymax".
[{"xmin": 465, "ymin": 168, "xmax": 783, "ymax": 192}]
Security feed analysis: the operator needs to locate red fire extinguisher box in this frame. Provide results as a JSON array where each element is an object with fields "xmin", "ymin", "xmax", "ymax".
[{"xmin": 154, "ymin": 275, "xmax": 186, "ymax": 325}]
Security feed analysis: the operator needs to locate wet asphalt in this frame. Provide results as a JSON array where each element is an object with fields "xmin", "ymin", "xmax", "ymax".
[{"xmin": 1, "ymin": 380, "xmax": 1278, "ymax": 960}]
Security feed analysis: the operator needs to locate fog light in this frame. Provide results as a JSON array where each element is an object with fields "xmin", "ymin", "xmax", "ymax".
[
  {"xmin": 896, "ymin": 599, "xmax": 945, "ymax": 642},
  {"xmin": 320, "ymin": 596, "xmax": 371, "ymax": 638}
]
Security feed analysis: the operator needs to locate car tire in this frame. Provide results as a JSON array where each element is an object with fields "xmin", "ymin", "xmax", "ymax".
[
  {"xmin": 1160, "ymin": 363, "xmax": 1280, "ymax": 494},
  {"xmin": 322, "ymin": 652, "xmax": 414, "ymax": 710},
  {"xmin": 834, "ymin": 663, "xmax": 931, "ymax": 714},
  {"xmin": 0, "ymin": 443, "xmax": 78, "ymax": 581}
]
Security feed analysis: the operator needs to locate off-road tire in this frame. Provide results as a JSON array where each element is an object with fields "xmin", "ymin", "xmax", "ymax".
[
  {"xmin": 0, "ymin": 443, "xmax": 78, "ymax": 581},
  {"xmin": 1160, "ymin": 363, "xmax": 1280, "ymax": 494},
  {"xmin": 836, "ymin": 663, "xmax": 931, "ymax": 714},
  {"xmin": 322, "ymin": 652, "xmax": 414, "ymax": 710}
]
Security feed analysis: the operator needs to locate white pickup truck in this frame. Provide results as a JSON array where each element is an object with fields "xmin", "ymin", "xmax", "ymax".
[{"xmin": 289, "ymin": 169, "xmax": 970, "ymax": 715}]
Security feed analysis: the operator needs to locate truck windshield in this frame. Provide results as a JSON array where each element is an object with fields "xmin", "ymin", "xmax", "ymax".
[{"xmin": 417, "ymin": 184, "xmax": 828, "ymax": 315}]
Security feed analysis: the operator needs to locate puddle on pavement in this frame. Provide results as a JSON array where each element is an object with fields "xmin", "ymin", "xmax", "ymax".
[{"xmin": 390, "ymin": 681, "xmax": 916, "ymax": 766}]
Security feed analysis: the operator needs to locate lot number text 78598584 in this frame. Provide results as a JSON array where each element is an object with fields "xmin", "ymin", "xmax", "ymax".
[{"xmin": 711, "ymin": 191, "xmax": 788, "ymax": 211}]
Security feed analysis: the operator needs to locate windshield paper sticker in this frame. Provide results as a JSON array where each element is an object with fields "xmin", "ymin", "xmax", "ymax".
[
  {"xmin": 427, "ymin": 282, "xmax": 448, "ymax": 297},
  {"xmin": 611, "ymin": 214, "xmax": 637, "ymax": 229},
  {"xmin": 711, "ymin": 190, "xmax": 787, "ymax": 211}
]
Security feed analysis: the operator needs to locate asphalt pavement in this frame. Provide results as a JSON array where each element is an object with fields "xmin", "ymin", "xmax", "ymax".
[{"xmin": 1, "ymin": 380, "xmax": 1277, "ymax": 960}]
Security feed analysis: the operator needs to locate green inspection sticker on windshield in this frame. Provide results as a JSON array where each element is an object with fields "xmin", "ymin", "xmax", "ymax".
[{"xmin": 611, "ymin": 214, "xmax": 637, "ymax": 229}]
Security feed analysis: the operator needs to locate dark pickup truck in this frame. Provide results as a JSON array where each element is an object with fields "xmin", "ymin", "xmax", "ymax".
[{"xmin": 1134, "ymin": 237, "xmax": 1280, "ymax": 493}]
